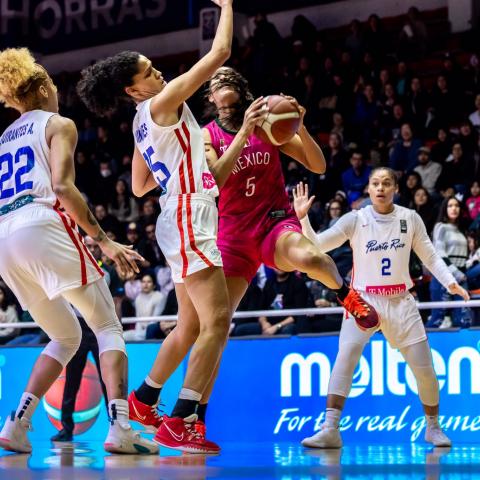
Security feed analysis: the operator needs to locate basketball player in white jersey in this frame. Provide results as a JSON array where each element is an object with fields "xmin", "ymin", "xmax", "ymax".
[
  {"xmin": 293, "ymin": 168, "xmax": 469, "ymax": 448},
  {"xmin": 77, "ymin": 0, "xmax": 234, "ymax": 453},
  {"xmin": 0, "ymin": 48, "xmax": 157, "ymax": 454}
]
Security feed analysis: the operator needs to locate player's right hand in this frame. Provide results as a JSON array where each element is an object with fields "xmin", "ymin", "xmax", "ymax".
[
  {"xmin": 447, "ymin": 282, "xmax": 470, "ymax": 301},
  {"xmin": 293, "ymin": 182, "xmax": 315, "ymax": 220},
  {"xmin": 240, "ymin": 97, "xmax": 268, "ymax": 136},
  {"xmin": 98, "ymin": 238, "xmax": 145, "ymax": 276}
]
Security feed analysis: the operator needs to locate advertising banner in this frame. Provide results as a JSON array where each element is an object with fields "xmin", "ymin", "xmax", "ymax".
[{"xmin": 0, "ymin": 330, "xmax": 478, "ymax": 444}]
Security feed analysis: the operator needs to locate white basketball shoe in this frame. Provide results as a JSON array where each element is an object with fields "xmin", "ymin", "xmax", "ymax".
[
  {"xmin": 301, "ymin": 425, "xmax": 343, "ymax": 449},
  {"xmin": 104, "ymin": 420, "xmax": 159, "ymax": 454},
  {"xmin": 0, "ymin": 412, "xmax": 33, "ymax": 453},
  {"xmin": 425, "ymin": 424, "xmax": 452, "ymax": 447}
]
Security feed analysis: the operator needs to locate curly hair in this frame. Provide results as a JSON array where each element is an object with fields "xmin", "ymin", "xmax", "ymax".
[
  {"xmin": 204, "ymin": 67, "xmax": 254, "ymax": 127},
  {"xmin": 77, "ymin": 51, "xmax": 140, "ymax": 117},
  {"xmin": 0, "ymin": 48, "xmax": 48, "ymax": 108}
]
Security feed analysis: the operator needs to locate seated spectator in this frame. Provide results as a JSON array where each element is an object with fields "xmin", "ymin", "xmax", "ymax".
[
  {"xmin": 398, "ymin": 171, "xmax": 422, "ymax": 208},
  {"xmin": 94, "ymin": 204, "xmax": 120, "ymax": 239},
  {"xmin": 124, "ymin": 274, "xmax": 167, "ymax": 341},
  {"xmin": 436, "ymin": 143, "xmax": 474, "ymax": 195},
  {"xmin": 406, "ymin": 77, "xmax": 429, "ymax": 132},
  {"xmin": 342, "ymin": 151, "xmax": 371, "ymax": 206},
  {"xmin": 137, "ymin": 198, "xmax": 159, "ymax": 232},
  {"xmin": 319, "ymin": 199, "xmax": 346, "ymax": 231},
  {"xmin": 394, "ymin": 61, "xmax": 410, "ymax": 97},
  {"xmin": 310, "ymin": 132, "xmax": 349, "ymax": 203},
  {"xmin": 465, "ymin": 231, "xmax": 480, "ymax": 290},
  {"xmin": 414, "ymin": 147, "xmax": 442, "ymax": 195},
  {"xmin": 389, "ymin": 123, "xmax": 422, "ymax": 176},
  {"xmin": 466, "ymin": 181, "xmax": 480, "ymax": 221},
  {"xmin": 364, "ymin": 14, "xmax": 388, "ymax": 62},
  {"xmin": 139, "ymin": 223, "xmax": 166, "ymax": 270},
  {"xmin": 430, "ymin": 127, "xmax": 452, "ymax": 165},
  {"xmin": 457, "ymin": 120, "xmax": 478, "ymax": 160},
  {"xmin": 468, "ymin": 94, "xmax": 480, "ymax": 131},
  {"xmin": 0, "ymin": 286, "xmax": 19, "ymax": 344},
  {"xmin": 430, "ymin": 75, "xmax": 459, "ymax": 128},
  {"xmin": 412, "ymin": 187, "xmax": 438, "ymax": 235},
  {"xmin": 344, "ymin": 19, "xmax": 364, "ymax": 63},
  {"xmin": 426, "ymin": 197, "xmax": 472, "ymax": 328},
  {"xmin": 6, "ymin": 311, "xmax": 48, "ymax": 346},
  {"xmin": 108, "ymin": 179, "xmax": 139, "ymax": 225}
]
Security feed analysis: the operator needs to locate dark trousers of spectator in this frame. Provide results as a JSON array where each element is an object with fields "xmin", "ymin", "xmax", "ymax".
[
  {"xmin": 231, "ymin": 322, "xmax": 296, "ymax": 336},
  {"xmin": 61, "ymin": 323, "xmax": 108, "ymax": 434}
]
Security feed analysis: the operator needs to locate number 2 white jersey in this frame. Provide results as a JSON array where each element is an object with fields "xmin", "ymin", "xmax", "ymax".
[
  {"xmin": 313, "ymin": 205, "xmax": 456, "ymax": 295},
  {"xmin": 0, "ymin": 110, "xmax": 56, "ymax": 214},
  {"xmin": 132, "ymin": 99, "xmax": 218, "ymax": 209}
]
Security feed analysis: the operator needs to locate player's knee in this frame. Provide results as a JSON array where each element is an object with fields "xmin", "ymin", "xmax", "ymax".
[
  {"xmin": 95, "ymin": 320, "xmax": 126, "ymax": 355},
  {"xmin": 43, "ymin": 331, "xmax": 82, "ymax": 368},
  {"xmin": 199, "ymin": 307, "xmax": 230, "ymax": 340},
  {"xmin": 176, "ymin": 321, "xmax": 200, "ymax": 345},
  {"xmin": 296, "ymin": 246, "xmax": 331, "ymax": 272}
]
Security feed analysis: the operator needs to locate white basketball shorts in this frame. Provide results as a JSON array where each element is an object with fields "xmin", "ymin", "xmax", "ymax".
[
  {"xmin": 156, "ymin": 193, "xmax": 223, "ymax": 283},
  {"xmin": 0, "ymin": 204, "xmax": 104, "ymax": 309},
  {"xmin": 342, "ymin": 291, "xmax": 427, "ymax": 350}
]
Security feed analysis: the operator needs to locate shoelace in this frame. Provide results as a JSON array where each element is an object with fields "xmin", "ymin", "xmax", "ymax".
[
  {"xmin": 150, "ymin": 402, "xmax": 165, "ymax": 419},
  {"xmin": 342, "ymin": 291, "xmax": 371, "ymax": 317},
  {"xmin": 185, "ymin": 422, "xmax": 203, "ymax": 441}
]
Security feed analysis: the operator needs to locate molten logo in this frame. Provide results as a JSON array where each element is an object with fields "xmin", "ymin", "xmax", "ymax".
[{"xmin": 280, "ymin": 340, "xmax": 480, "ymax": 398}]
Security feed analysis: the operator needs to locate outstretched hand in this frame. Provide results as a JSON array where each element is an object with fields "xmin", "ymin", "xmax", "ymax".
[
  {"xmin": 447, "ymin": 282, "xmax": 470, "ymax": 301},
  {"xmin": 98, "ymin": 238, "xmax": 145, "ymax": 277},
  {"xmin": 292, "ymin": 182, "xmax": 315, "ymax": 220}
]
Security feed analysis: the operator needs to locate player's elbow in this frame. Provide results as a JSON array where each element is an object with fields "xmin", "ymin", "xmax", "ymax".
[
  {"xmin": 52, "ymin": 182, "xmax": 71, "ymax": 198},
  {"xmin": 131, "ymin": 184, "xmax": 145, "ymax": 198},
  {"xmin": 212, "ymin": 46, "xmax": 231, "ymax": 64}
]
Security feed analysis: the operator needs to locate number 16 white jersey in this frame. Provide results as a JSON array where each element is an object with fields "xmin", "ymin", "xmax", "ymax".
[
  {"xmin": 133, "ymin": 99, "xmax": 218, "ymax": 209},
  {"xmin": 0, "ymin": 110, "xmax": 56, "ymax": 214}
]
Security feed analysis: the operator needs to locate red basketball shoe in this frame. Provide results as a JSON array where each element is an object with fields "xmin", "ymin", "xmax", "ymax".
[
  {"xmin": 153, "ymin": 415, "xmax": 220, "ymax": 454},
  {"xmin": 338, "ymin": 289, "xmax": 379, "ymax": 331},
  {"xmin": 128, "ymin": 391, "xmax": 162, "ymax": 433},
  {"xmin": 195, "ymin": 420, "xmax": 206, "ymax": 439}
]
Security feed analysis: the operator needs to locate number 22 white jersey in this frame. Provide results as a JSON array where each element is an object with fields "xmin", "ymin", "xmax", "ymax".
[
  {"xmin": 133, "ymin": 99, "xmax": 218, "ymax": 209},
  {"xmin": 0, "ymin": 110, "xmax": 56, "ymax": 214}
]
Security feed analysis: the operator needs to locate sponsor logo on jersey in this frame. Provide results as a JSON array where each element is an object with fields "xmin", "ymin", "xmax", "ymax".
[
  {"xmin": 400, "ymin": 220, "xmax": 407, "ymax": 233},
  {"xmin": 202, "ymin": 172, "xmax": 216, "ymax": 189},
  {"xmin": 134, "ymin": 123, "xmax": 148, "ymax": 143}
]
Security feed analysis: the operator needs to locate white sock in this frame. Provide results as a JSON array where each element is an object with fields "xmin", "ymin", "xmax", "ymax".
[
  {"xmin": 15, "ymin": 392, "xmax": 39, "ymax": 422},
  {"xmin": 178, "ymin": 388, "xmax": 202, "ymax": 402},
  {"xmin": 426, "ymin": 414, "xmax": 439, "ymax": 427},
  {"xmin": 145, "ymin": 376, "xmax": 163, "ymax": 389},
  {"xmin": 324, "ymin": 408, "xmax": 341, "ymax": 428},
  {"xmin": 109, "ymin": 399, "xmax": 129, "ymax": 426}
]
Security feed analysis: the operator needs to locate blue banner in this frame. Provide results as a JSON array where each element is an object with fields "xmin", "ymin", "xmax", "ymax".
[{"xmin": 0, "ymin": 330, "xmax": 479, "ymax": 444}]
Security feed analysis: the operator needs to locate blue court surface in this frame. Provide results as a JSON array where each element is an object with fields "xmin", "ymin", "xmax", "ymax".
[{"xmin": 0, "ymin": 441, "xmax": 479, "ymax": 479}]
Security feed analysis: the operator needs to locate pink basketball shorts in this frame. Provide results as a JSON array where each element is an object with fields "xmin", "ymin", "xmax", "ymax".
[{"xmin": 217, "ymin": 214, "xmax": 302, "ymax": 282}]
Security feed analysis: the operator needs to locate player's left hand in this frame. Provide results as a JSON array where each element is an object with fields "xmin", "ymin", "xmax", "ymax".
[
  {"xmin": 447, "ymin": 282, "xmax": 470, "ymax": 301},
  {"xmin": 280, "ymin": 93, "xmax": 306, "ymax": 131}
]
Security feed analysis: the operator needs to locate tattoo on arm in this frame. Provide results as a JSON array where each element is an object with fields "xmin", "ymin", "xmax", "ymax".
[{"xmin": 87, "ymin": 211, "xmax": 98, "ymax": 226}]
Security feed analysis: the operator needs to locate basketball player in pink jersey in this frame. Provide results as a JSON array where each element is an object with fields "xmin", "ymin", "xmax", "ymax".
[
  {"xmin": 294, "ymin": 172, "xmax": 469, "ymax": 448},
  {"xmin": 77, "ymin": 0, "xmax": 233, "ymax": 453},
  {"xmin": 0, "ymin": 48, "xmax": 157, "ymax": 454},
  {"xmin": 120, "ymin": 66, "xmax": 381, "ymax": 438}
]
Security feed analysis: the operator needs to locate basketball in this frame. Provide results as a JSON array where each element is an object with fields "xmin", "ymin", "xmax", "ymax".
[
  {"xmin": 255, "ymin": 95, "xmax": 301, "ymax": 146},
  {"xmin": 43, "ymin": 360, "xmax": 103, "ymax": 435}
]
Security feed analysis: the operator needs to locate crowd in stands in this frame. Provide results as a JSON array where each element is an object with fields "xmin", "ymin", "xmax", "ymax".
[{"xmin": 1, "ymin": 5, "xmax": 480, "ymax": 342}]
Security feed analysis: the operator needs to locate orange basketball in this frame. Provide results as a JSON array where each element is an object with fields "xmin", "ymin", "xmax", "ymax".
[
  {"xmin": 43, "ymin": 360, "xmax": 103, "ymax": 435},
  {"xmin": 255, "ymin": 95, "xmax": 301, "ymax": 146}
]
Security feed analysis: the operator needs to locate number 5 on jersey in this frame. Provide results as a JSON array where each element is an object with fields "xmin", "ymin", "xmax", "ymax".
[{"xmin": 245, "ymin": 176, "xmax": 256, "ymax": 197}]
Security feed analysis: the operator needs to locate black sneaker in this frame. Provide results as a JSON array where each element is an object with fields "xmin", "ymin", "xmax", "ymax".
[{"xmin": 51, "ymin": 429, "xmax": 73, "ymax": 442}]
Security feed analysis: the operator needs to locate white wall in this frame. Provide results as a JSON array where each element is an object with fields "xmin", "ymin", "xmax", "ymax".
[
  {"xmin": 447, "ymin": 0, "xmax": 474, "ymax": 32},
  {"xmin": 41, "ymin": 0, "xmax": 448, "ymax": 74}
]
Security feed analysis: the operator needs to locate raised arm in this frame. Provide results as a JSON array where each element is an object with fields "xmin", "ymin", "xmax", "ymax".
[
  {"xmin": 293, "ymin": 182, "xmax": 351, "ymax": 252},
  {"xmin": 203, "ymin": 97, "xmax": 267, "ymax": 187},
  {"xmin": 279, "ymin": 96, "xmax": 326, "ymax": 174},
  {"xmin": 151, "ymin": 0, "xmax": 233, "ymax": 115},
  {"xmin": 48, "ymin": 115, "xmax": 144, "ymax": 275}
]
